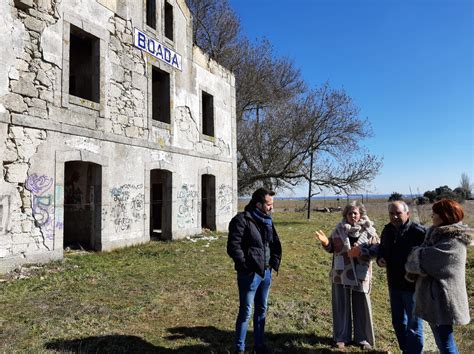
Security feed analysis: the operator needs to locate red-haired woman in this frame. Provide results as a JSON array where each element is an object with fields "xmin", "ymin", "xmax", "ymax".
[{"xmin": 405, "ymin": 199, "xmax": 471, "ymax": 354}]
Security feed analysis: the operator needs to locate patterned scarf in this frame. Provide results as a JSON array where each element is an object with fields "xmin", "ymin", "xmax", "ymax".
[{"xmin": 250, "ymin": 207, "xmax": 274, "ymax": 244}]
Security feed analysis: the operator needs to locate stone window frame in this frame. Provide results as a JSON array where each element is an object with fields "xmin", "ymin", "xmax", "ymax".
[
  {"xmin": 147, "ymin": 58, "xmax": 175, "ymax": 133},
  {"xmin": 143, "ymin": 0, "xmax": 176, "ymax": 49},
  {"xmin": 61, "ymin": 13, "xmax": 108, "ymax": 117},
  {"xmin": 199, "ymin": 85, "xmax": 216, "ymax": 142}
]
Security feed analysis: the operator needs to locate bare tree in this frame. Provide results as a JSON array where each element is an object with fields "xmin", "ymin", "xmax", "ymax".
[
  {"xmin": 460, "ymin": 173, "xmax": 472, "ymax": 192},
  {"xmin": 235, "ymin": 39, "xmax": 305, "ymax": 121},
  {"xmin": 458, "ymin": 172, "xmax": 473, "ymax": 199},
  {"xmin": 186, "ymin": 0, "xmax": 241, "ymax": 70},
  {"xmin": 237, "ymin": 84, "xmax": 382, "ymax": 194},
  {"xmin": 186, "ymin": 0, "xmax": 381, "ymax": 195}
]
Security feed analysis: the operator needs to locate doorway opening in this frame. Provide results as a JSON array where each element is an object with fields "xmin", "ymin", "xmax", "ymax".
[
  {"xmin": 64, "ymin": 161, "xmax": 102, "ymax": 250},
  {"xmin": 150, "ymin": 169, "xmax": 172, "ymax": 240},
  {"xmin": 201, "ymin": 174, "xmax": 216, "ymax": 231}
]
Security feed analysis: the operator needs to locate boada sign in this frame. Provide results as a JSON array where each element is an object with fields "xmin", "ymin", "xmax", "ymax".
[{"xmin": 133, "ymin": 28, "xmax": 182, "ymax": 71}]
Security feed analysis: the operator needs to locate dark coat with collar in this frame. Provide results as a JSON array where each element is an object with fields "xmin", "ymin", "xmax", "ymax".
[
  {"xmin": 378, "ymin": 220, "xmax": 426, "ymax": 291},
  {"xmin": 227, "ymin": 207, "xmax": 282, "ymax": 277}
]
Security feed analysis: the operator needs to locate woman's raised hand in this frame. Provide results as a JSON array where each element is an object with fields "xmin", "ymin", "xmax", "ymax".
[{"xmin": 314, "ymin": 230, "xmax": 329, "ymax": 247}]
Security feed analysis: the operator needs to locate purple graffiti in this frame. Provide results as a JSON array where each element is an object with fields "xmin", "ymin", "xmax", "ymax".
[
  {"xmin": 26, "ymin": 174, "xmax": 54, "ymax": 194},
  {"xmin": 26, "ymin": 174, "xmax": 54, "ymax": 240}
]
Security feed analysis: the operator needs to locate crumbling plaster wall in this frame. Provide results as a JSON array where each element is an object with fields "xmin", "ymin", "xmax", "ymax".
[
  {"xmin": 0, "ymin": 0, "xmax": 63, "ymax": 272},
  {"xmin": 0, "ymin": 0, "xmax": 236, "ymax": 273}
]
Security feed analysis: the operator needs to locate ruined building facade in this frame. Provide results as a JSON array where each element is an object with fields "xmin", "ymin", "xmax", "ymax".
[{"xmin": 0, "ymin": 0, "xmax": 237, "ymax": 273}]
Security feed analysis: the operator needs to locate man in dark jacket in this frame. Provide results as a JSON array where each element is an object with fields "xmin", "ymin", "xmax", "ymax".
[
  {"xmin": 377, "ymin": 201, "xmax": 425, "ymax": 354},
  {"xmin": 227, "ymin": 188, "xmax": 282, "ymax": 354}
]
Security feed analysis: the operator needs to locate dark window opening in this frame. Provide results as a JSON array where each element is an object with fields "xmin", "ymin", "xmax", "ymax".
[
  {"xmin": 201, "ymin": 174, "xmax": 216, "ymax": 231},
  {"xmin": 152, "ymin": 67, "xmax": 171, "ymax": 123},
  {"xmin": 69, "ymin": 25, "xmax": 100, "ymax": 103},
  {"xmin": 165, "ymin": 1, "xmax": 174, "ymax": 41},
  {"xmin": 146, "ymin": 0, "xmax": 156, "ymax": 29},
  {"xmin": 202, "ymin": 91, "xmax": 214, "ymax": 136}
]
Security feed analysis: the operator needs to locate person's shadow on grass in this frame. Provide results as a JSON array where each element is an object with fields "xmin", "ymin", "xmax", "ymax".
[{"xmin": 45, "ymin": 326, "xmax": 386, "ymax": 353}]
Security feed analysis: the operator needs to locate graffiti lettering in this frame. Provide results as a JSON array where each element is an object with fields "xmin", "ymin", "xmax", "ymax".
[
  {"xmin": 110, "ymin": 184, "xmax": 144, "ymax": 233},
  {"xmin": 26, "ymin": 174, "xmax": 55, "ymax": 240},
  {"xmin": 217, "ymin": 184, "xmax": 233, "ymax": 215},
  {"xmin": 176, "ymin": 184, "xmax": 197, "ymax": 229}
]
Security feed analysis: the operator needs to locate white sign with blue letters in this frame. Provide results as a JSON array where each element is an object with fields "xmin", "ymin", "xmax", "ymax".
[{"xmin": 133, "ymin": 28, "xmax": 182, "ymax": 71}]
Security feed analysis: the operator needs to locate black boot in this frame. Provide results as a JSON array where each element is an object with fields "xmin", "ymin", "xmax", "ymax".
[{"xmin": 254, "ymin": 345, "xmax": 273, "ymax": 354}]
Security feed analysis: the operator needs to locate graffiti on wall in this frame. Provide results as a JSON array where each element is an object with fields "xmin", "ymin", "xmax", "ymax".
[
  {"xmin": 26, "ymin": 173, "xmax": 55, "ymax": 240},
  {"xmin": 110, "ymin": 184, "xmax": 144, "ymax": 232},
  {"xmin": 217, "ymin": 184, "xmax": 233, "ymax": 215},
  {"xmin": 177, "ymin": 184, "xmax": 198, "ymax": 229},
  {"xmin": 151, "ymin": 150, "xmax": 172, "ymax": 164}
]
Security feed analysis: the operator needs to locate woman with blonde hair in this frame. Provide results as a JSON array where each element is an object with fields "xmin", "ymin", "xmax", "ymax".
[
  {"xmin": 315, "ymin": 201, "xmax": 379, "ymax": 349},
  {"xmin": 405, "ymin": 199, "xmax": 470, "ymax": 354}
]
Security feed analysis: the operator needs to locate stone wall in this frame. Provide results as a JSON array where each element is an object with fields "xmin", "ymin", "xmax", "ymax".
[{"xmin": 0, "ymin": 0, "xmax": 237, "ymax": 273}]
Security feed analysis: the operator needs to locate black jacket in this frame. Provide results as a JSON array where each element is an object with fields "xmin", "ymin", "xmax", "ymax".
[
  {"xmin": 378, "ymin": 220, "xmax": 425, "ymax": 291},
  {"xmin": 227, "ymin": 208, "xmax": 282, "ymax": 277}
]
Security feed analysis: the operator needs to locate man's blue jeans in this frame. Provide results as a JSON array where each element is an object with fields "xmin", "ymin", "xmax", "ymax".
[
  {"xmin": 430, "ymin": 324, "xmax": 458, "ymax": 354},
  {"xmin": 235, "ymin": 268, "xmax": 272, "ymax": 352},
  {"xmin": 389, "ymin": 288, "xmax": 424, "ymax": 353}
]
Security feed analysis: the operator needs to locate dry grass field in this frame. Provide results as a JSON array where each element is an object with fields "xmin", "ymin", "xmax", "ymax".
[
  {"xmin": 240, "ymin": 198, "xmax": 474, "ymax": 229},
  {"xmin": 1, "ymin": 199, "xmax": 472, "ymax": 353}
]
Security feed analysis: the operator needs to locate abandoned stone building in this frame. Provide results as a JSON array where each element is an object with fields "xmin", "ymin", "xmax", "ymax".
[{"xmin": 0, "ymin": 0, "xmax": 237, "ymax": 273}]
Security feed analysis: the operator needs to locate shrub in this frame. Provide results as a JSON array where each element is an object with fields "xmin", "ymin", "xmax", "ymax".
[{"xmin": 388, "ymin": 192, "xmax": 403, "ymax": 201}]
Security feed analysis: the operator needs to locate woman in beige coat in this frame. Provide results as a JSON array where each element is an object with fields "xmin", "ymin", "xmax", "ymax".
[{"xmin": 315, "ymin": 201, "xmax": 379, "ymax": 350}]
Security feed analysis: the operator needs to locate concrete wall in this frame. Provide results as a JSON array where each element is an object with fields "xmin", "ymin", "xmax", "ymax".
[{"xmin": 0, "ymin": 0, "xmax": 237, "ymax": 273}]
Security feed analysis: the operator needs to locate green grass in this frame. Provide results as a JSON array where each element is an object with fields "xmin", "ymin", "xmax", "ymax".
[{"xmin": 1, "ymin": 211, "xmax": 473, "ymax": 353}]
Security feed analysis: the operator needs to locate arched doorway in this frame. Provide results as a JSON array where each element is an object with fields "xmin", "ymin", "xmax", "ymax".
[
  {"xmin": 63, "ymin": 161, "xmax": 102, "ymax": 250},
  {"xmin": 201, "ymin": 174, "xmax": 216, "ymax": 231},
  {"xmin": 150, "ymin": 169, "xmax": 172, "ymax": 240}
]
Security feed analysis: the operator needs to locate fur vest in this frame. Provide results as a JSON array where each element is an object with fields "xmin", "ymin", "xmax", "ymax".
[
  {"xmin": 325, "ymin": 216, "xmax": 379, "ymax": 293},
  {"xmin": 405, "ymin": 223, "xmax": 471, "ymax": 325}
]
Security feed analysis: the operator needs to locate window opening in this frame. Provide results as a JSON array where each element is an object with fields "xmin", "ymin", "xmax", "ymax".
[
  {"xmin": 202, "ymin": 91, "xmax": 214, "ymax": 137},
  {"xmin": 146, "ymin": 0, "xmax": 157, "ymax": 29},
  {"xmin": 165, "ymin": 1, "xmax": 174, "ymax": 41},
  {"xmin": 69, "ymin": 25, "xmax": 100, "ymax": 103},
  {"xmin": 152, "ymin": 67, "xmax": 171, "ymax": 124}
]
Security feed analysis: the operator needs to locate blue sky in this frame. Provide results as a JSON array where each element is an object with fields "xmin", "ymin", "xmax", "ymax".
[{"xmin": 229, "ymin": 0, "xmax": 474, "ymax": 196}]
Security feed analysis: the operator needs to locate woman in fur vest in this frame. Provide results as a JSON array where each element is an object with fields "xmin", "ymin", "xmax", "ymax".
[
  {"xmin": 314, "ymin": 201, "xmax": 379, "ymax": 350},
  {"xmin": 405, "ymin": 199, "xmax": 471, "ymax": 354}
]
